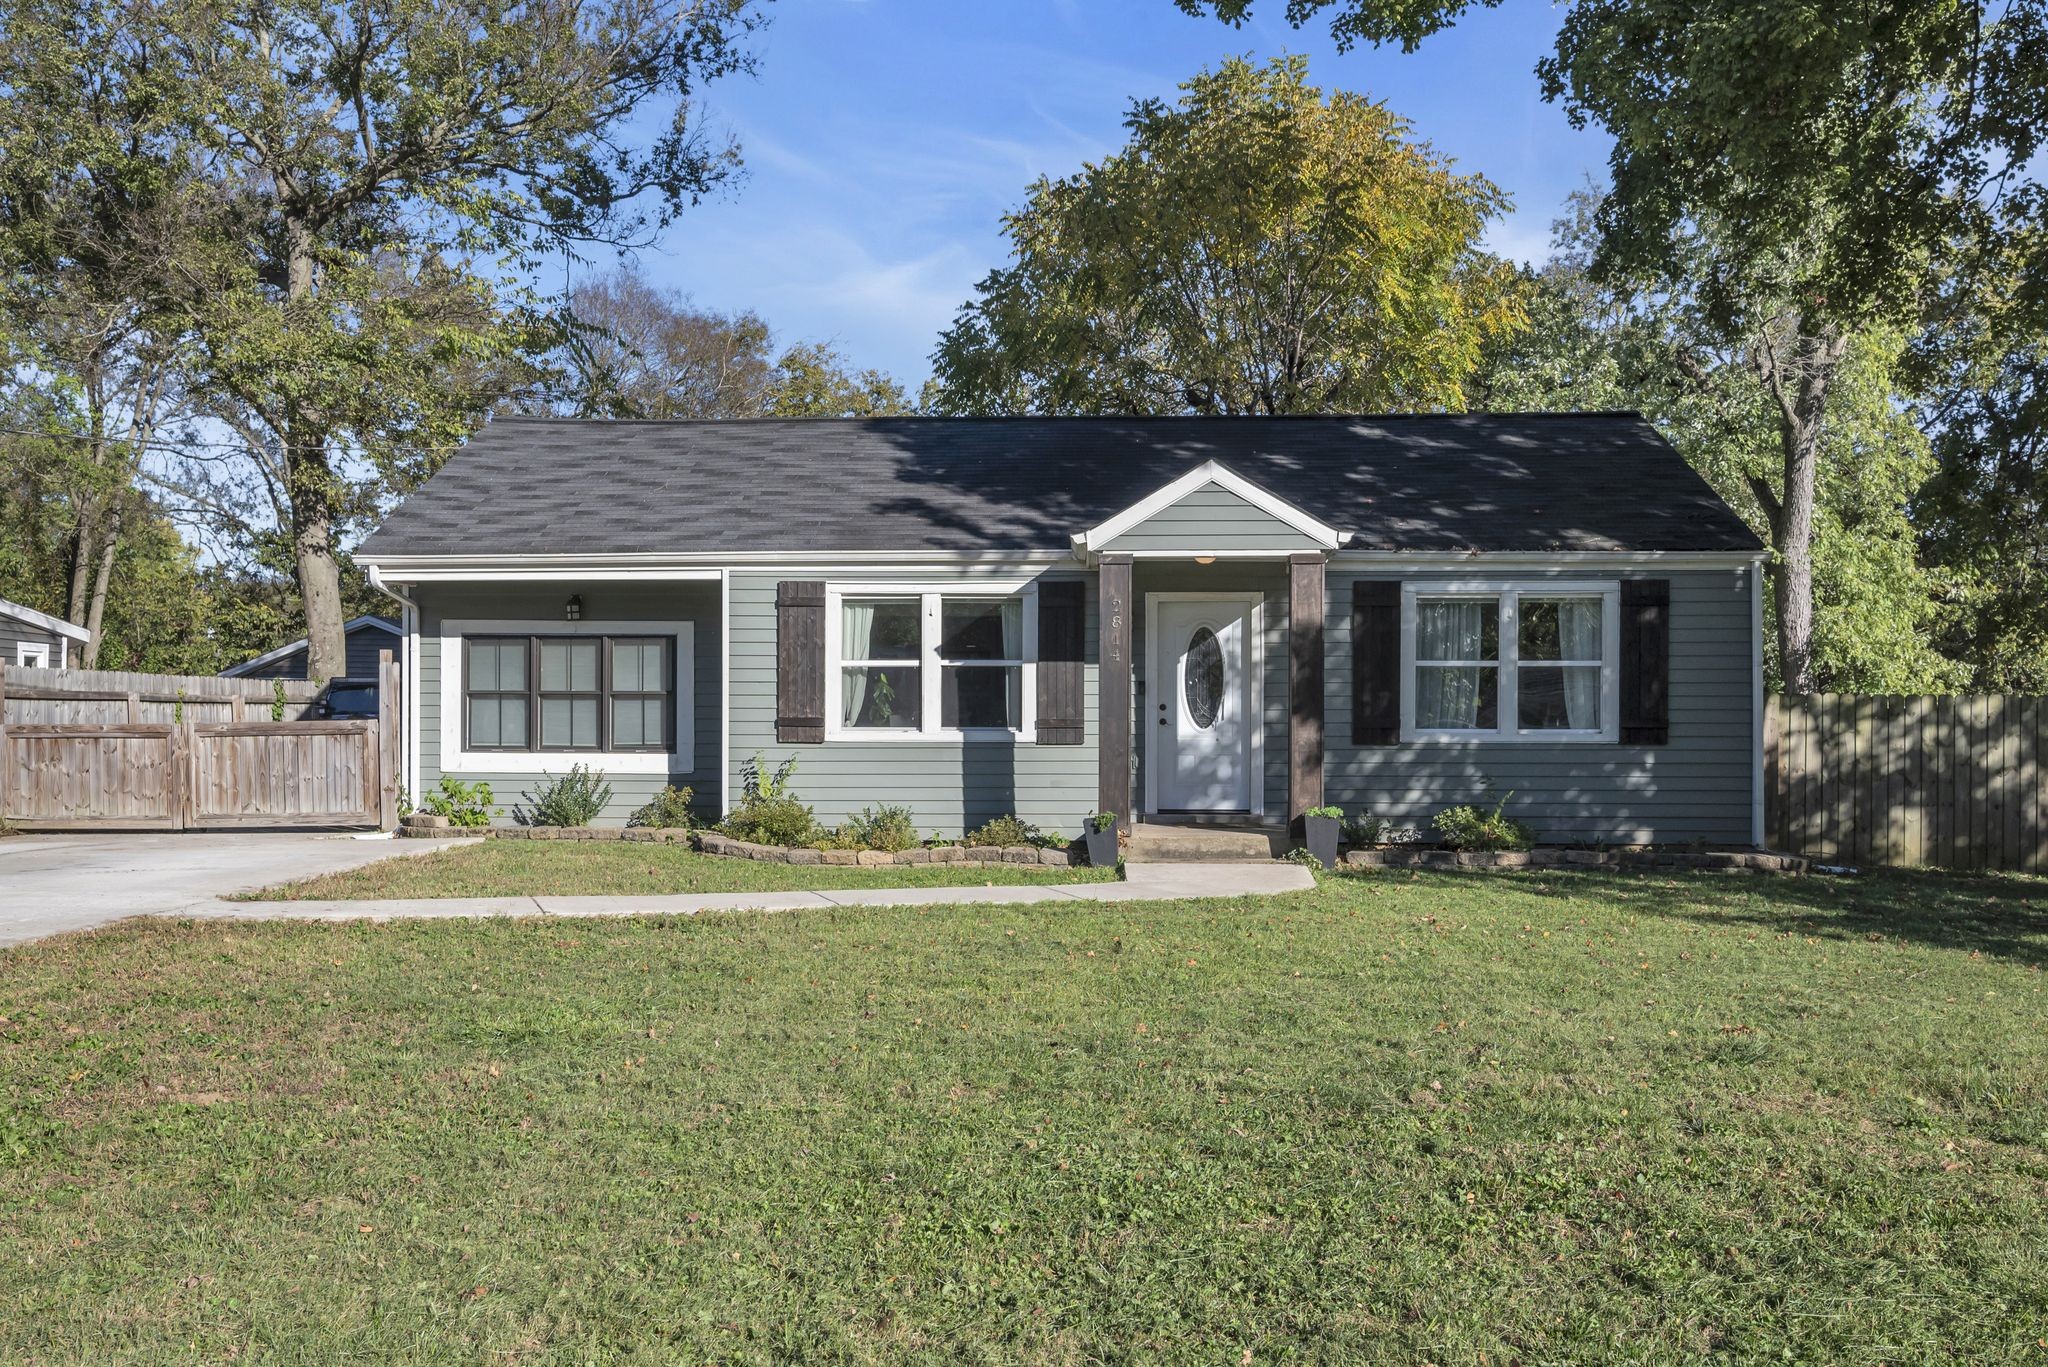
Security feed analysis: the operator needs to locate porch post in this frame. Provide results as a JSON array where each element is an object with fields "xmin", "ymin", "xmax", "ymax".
[
  {"xmin": 1097, "ymin": 554, "xmax": 1134, "ymax": 830},
  {"xmin": 1288, "ymin": 552, "xmax": 1326, "ymax": 831}
]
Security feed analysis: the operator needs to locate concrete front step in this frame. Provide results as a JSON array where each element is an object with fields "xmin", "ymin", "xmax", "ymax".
[{"xmin": 1125, "ymin": 822, "xmax": 1289, "ymax": 863}]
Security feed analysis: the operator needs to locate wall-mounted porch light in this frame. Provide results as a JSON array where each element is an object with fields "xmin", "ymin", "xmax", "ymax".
[{"xmin": 565, "ymin": 594, "xmax": 583, "ymax": 622}]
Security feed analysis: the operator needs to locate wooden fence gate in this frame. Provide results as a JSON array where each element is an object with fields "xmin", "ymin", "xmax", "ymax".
[
  {"xmin": 0, "ymin": 655, "xmax": 399, "ymax": 832},
  {"xmin": 1765, "ymin": 694, "xmax": 2046, "ymax": 873}
]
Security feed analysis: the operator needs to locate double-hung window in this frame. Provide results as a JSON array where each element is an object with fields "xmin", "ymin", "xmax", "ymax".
[
  {"xmin": 829, "ymin": 585, "xmax": 1037, "ymax": 739},
  {"xmin": 463, "ymin": 635, "xmax": 675, "ymax": 753},
  {"xmin": 1402, "ymin": 583, "xmax": 1619, "ymax": 742}
]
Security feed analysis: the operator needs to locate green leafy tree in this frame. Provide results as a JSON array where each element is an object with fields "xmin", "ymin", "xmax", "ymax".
[
  {"xmin": 761, "ymin": 342, "xmax": 915, "ymax": 418},
  {"xmin": 931, "ymin": 57, "xmax": 1523, "ymax": 417},
  {"xmin": 0, "ymin": 0, "xmax": 763, "ymax": 679},
  {"xmin": 1176, "ymin": 1, "xmax": 2048, "ymax": 692}
]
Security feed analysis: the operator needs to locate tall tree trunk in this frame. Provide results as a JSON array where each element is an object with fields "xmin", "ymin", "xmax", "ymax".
[
  {"xmin": 1753, "ymin": 320, "xmax": 1848, "ymax": 695},
  {"xmin": 66, "ymin": 505, "xmax": 96, "ymax": 627},
  {"xmin": 81, "ymin": 505, "xmax": 120, "ymax": 669},
  {"xmin": 283, "ymin": 216, "xmax": 349, "ymax": 682}
]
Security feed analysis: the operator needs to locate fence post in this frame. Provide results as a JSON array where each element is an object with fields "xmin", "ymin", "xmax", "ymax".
[
  {"xmin": 378, "ymin": 648, "xmax": 399, "ymax": 830},
  {"xmin": 0, "ymin": 661, "xmax": 10, "ymax": 826}
]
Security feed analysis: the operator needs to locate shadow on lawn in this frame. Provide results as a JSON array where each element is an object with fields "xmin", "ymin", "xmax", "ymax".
[{"xmin": 1512, "ymin": 866, "xmax": 2048, "ymax": 968}]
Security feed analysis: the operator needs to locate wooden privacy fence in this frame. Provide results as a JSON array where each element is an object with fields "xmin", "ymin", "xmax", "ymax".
[
  {"xmin": 0, "ymin": 655, "xmax": 399, "ymax": 832},
  {"xmin": 1765, "ymin": 694, "xmax": 2046, "ymax": 872}
]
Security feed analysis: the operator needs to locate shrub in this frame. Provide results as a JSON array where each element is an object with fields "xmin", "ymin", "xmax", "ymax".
[
  {"xmin": 270, "ymin": 678, "xmax": 288, "ymax": 722},
  {"xmin": 628, "ymin": 785, "xmax": 695, "ymax": 830},
  {"xmin": 422, "ymin": 776, "xmax": 496, "ymax": 827},
  {"xmin": 1433, "ymin": 793, "xmax": 1534, "ymax": 852},
  {"xmin": 839, "ymin": 803, "xmax": 920, "ymax": 853},
  {"xmin": 520, "ymin": 765, "xmax": 613, "ymax": 827},
  {"xmin": 964, "ymin": 815, "xmax": 1050, "ymax": 848},
  {"xmin": 721, "ymin": 753, "xmax": 819, "ymax": 847},
  {"xmin": 1344, "ymin": 813, "xmax": 1385, "ymax": 846}
]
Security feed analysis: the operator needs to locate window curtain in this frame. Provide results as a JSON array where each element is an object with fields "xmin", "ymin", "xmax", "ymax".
[
  {"xmin": 1559, "ymin": 599, "xmax": 1602, "ymax": 729},
  {"xmin": 841, "ymin": 600, "xmax": 875, "ymax": 724},
  {"xmin": 1416, "ymin": 600, "xmax": 1491, "ymax": 728}
]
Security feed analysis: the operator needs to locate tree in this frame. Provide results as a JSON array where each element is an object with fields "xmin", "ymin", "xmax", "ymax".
[
  {"xmin": 930, "ymin": 57, "xmax": 1523, "ymax": 417},
  {"xmin": 1175, "ymin": 1, "xmax": 2048, "ymax": 691},
  {"xmin": 0, "ymin": 0, "xmax": 763, "ymax": 679},
  {"xmin": 540, "ymin": 269, "xmax": 913, "ymax": 418},
  {"xmin": 1471, "ymin": 199, "xmax": 1960, "ymax": 693}
]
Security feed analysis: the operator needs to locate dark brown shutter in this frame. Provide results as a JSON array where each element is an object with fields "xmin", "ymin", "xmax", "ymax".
[
  {"xmin": 1620, "ymin": 578, "xmax": 1670, "ymax": 745},
  {"xmin": 1351, "ymin": 579, "xmax": 1400, "ymax": 745},
  {"xmin": 775, "ymin": 580, "xmax": 826, "ymax": 743},
  {"xmin": 1035, "ymin": 579, "xmax": 1085, "ymax": 745}
]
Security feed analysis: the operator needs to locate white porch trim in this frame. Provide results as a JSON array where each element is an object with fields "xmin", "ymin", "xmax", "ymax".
[{"xmin": 1070, "ymin": 460, "xmax": 1350, "ymax": 555}]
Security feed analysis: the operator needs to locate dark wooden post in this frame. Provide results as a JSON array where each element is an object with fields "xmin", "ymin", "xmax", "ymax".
[
  {"xmin": 1288, "ymin": 553, "xmax": 1327, "ymax": 832},
  {"xmin": 1097, "ymin": 554, "xmax": 1134, "ymax": 830},
  {"xmin": 378, "ymin": 647, "xmax": 400, "ymax": 830}
]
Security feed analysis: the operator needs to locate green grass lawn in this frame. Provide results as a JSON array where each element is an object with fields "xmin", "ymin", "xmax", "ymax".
[
  {"xmin": 242, "ymin": 838, "xmax": 1114, "ymax": 900},
  {"xmin": 4, "ymin": 868, "xmax": 2045, "ymax": 1362}
]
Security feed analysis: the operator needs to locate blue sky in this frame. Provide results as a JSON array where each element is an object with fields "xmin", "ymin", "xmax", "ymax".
[{"xmin": 615, "ymin": 0, "xmax": 1609, "ymax": 387}]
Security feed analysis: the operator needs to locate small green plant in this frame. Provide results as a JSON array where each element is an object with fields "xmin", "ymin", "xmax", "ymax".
[
  {"xmin": 270, "ymin": 678, "xmax": 288, "ymax": 721},
  {"xmin": 1343, "ymin": 812, "xmax": 1385, "ymax": 846},
  {"xmin": 964, "ymin": 815, "xmax": 1050, "ymax": 848},
  {"xmin": 1303, "ymin": 804, "xmax": 1344, "ymax": 821},
  {"xmin": 396, "ymin": 785, "xmax": 414, "ymax": 819},
  {"xmin": 721, "ymin": 753, "xmax": 819, "ymax": 846},
  {"xmin": 840, "ymin": 803, "xmax": 920, "ymax": 853},
  {"xmin": 172, "ymin": 687, "xmax": 185, "ymax": 724},
  {"xmin": 520, "ymin": 765, "xmax": 613, "ymax": 827},
  {"xmin": 422, "ymin": 776, "xmax": 496, "ymax": 827},
  {"xmin": 1281, "ymin": 846, "xmax": 1325, "ymax": 869},
  {"xmin": 1433, "ymin": 792, "xmax": 1534, "ymax": 852},
  {"xmin": 628, "ymin": 785, "xmax": 696, "ymax": 830},
  {"xmin": 1090, "ymin": 810, "xmax": 1118, "ymax": 833}
]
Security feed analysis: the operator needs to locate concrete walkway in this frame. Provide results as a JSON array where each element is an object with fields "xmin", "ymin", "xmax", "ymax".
[{"xmin": 197, "ymin": 861, "xmax": 1315, "ymax": 926}]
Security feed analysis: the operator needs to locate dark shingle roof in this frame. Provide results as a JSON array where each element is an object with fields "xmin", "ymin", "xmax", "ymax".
[{"xmin": 358, "ymin": 413, "xmax": 1763, "ymax": 557}]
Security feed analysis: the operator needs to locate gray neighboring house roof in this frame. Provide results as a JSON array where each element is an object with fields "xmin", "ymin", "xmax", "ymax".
[
  {"xmin": 221, "ymin": 614, "xmax": 402, "ymax": 679},
  {"xmin": 358, "ymin": 413, "xmax": 1765, "ymax": 557},
  {"xmin": 0, "ymin": 597, "xmax": 90, "ymax": 642}
]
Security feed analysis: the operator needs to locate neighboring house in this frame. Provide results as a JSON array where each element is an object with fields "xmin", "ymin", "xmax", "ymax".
[
  {"xmin": 0, "ymin": 597, "xmax": 88, "ymax": 670},
  {"xmin": 355, "ymin": 414, "xmax": 1768, "ymax": 845},
  {"xmin": 221, "ymin": 615, "xmax": 405, "ymax": 682}
]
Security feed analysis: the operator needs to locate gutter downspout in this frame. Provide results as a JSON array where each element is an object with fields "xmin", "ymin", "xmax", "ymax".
[{"xmin": 366, "ymin": 564, "xmax": 422, "ymax": 807}]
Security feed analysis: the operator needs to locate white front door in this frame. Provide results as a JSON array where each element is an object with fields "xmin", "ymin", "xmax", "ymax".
[{"xmin": 1151, "ymin": 597, "xmax": 1255, "ymax": 812}]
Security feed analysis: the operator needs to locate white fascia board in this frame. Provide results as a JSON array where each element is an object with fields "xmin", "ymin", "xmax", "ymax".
[
  {"xmin": 358, "ymin": 550, "xmax": 1074, "ymax": 576},
  {"xmin": 1072, "ymin": 460, "xmax": 1349, "ymax": 553},
  {"xmin": 1332, "ymin": 549, "xmax": 1761, "ymax": 571},
  {"xmin": 0, "ymin": 596, "xmax": 89, "ymax": 642}
]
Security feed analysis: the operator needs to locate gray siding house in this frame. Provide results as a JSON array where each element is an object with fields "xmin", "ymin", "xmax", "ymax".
[
  {"xmin": 356, "ymin": 415, "xmax": 1767, "ymax": 846},
  {"xmin": 222, "ymin": 614, "xmax": 405, "ymax": 681},
  {"xmin": 0, "ymin": 597, "xmax": 88, "ymax": 670}
]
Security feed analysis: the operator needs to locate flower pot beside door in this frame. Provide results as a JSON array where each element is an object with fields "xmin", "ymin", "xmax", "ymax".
[
  {"xmin": 1084, "ymin": 813, "xmax": 1120, "ymax": 868},
  {"xmin": 1302, "ymin": 807, "xmax": 1342, "ymax": 870}
]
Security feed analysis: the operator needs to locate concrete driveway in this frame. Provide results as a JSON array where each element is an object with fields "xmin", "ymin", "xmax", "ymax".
[{"xmin": 0, "ymin": 832, "xmax": 452, "ymax": 947}]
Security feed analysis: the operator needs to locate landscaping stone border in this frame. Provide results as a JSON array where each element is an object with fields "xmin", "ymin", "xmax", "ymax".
[
  {"xmin": 397, "ymin": 814, "xmax": 1085, "ymax": 866},
  {"xmin": 1342, "ymin": 847, "xmax": 1806, "ymax": 874}
]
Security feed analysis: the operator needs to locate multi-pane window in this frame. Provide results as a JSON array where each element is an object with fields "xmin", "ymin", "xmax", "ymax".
[
  {"xmin": 1405, "ymin": 586, "xmax": 1616, "ymax": 741},
  {"xmin": 831, "ymin": 587, "xmax": 1036, "ymax": 738},
  {"xmin": 463, "ymin": 635, "xmax": 673, "ymax": 753}
]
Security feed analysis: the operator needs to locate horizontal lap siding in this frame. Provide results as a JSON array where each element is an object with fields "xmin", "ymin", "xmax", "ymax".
[
  {"xmin": 2, "ymin": 622, "xmax": 64, "ymax": 664},
  {"xmin": 418, "ymin": 584, "xmax": 721, "ymax": 825},
  {"xmin": 729, "ymin": 569, "xmax": 1097, "ymax": 836},
  {"xmin": 1101, "ymin": 485, "xmax": 1326, "ymax": 554},
  {"xmin": 236, "ymin": 628, "xmax": 403, "ymax": 681},
  {"xmin": 1132, "ymin": 563, "xmax": 1289, "ymax": 818},
  {"xmin": 1324, "ymin": 566, "xmax": 1756, "ymax": 845}
]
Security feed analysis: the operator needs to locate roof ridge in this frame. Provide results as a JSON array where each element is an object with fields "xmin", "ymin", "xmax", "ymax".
[{"xmin": 484, "ymin": 410, "xmax": 1652, "ymax": 426}]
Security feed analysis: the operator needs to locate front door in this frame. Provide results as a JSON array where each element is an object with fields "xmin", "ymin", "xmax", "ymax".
[{"xmin": 1151, "ymin": 597, "xmax": 1254, "ymax": 812}]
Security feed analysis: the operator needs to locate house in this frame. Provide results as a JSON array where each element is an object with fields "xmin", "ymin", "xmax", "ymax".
[
  {"xmin": 0, "ymin": 597, "xmax": 89, "ymax": 670},
  {"xmin": 221, "ymin": 615, "xmax": 405, "ymax": 682},
  {"xmin": 355, "ymin": 414, "xmax": 1767, "ymax": 846}
]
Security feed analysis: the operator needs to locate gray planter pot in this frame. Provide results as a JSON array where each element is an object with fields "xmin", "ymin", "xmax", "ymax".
[
  {"xmin": 1303, "ymin": 814, "xmax": 1341, "ymax": 870},
  {"xmin": 1084, "ymin": 826, "xmax": 1120, "ymax": 868}
]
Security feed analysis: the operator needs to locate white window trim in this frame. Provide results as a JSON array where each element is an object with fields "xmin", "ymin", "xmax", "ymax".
[
  {"xmin": 1399, "ymin": 581, "xmax": 1621, "ymax": 744},
  {"xmin": 824, "ymin": 582, "xmax": 1039, "ymax": 743},
  {"xmin": 16, "ymin": 641, "xmax": 50, "ymax": 669},
  {"xmin": 438, "ymin": 618, "xmax": 694, "ymax": 774}
]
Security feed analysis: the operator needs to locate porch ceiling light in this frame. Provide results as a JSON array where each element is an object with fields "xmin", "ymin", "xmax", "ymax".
[
  {"xmin": 565, "ymin": 594, "xmax": 583, "ymax": 622},
  {"xmin": 1194, "ymin": 555, "xmax": 1216, "ymax": 565}
]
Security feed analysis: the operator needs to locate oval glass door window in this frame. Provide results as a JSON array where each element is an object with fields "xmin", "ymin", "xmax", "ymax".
[{"xmin": 1184, "ymin": 626, "xmax": 1224, "ymax": 729}]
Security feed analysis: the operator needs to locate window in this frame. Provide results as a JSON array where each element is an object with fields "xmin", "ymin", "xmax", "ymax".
[
  {"xmin": 462, "ymin": 635, "xmax": 675, "ymax": 753},
  {"xmin": 1402, "ymin": 584, "xmax": 1618, "ymax": 742},
  {"xmin": 828, "ymin": 585, "xmax": 1038, "ymax": 739},
  {"xmin": 16, "ymin": 642, "xmax": 49, "ymax": 668}
]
